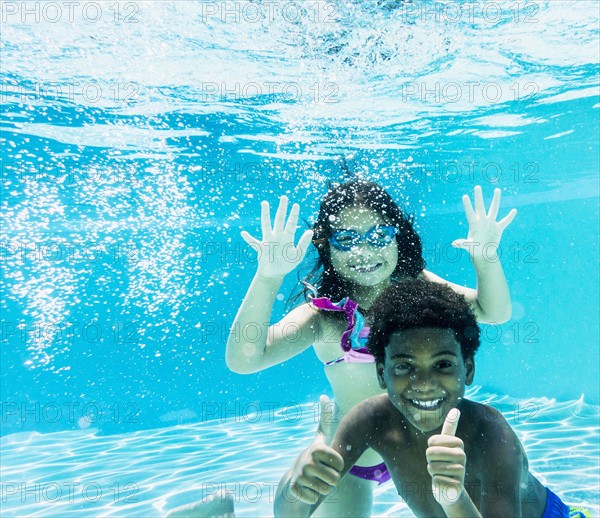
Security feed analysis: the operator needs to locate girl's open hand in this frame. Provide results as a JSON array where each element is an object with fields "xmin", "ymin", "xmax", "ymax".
[
  {"xmin": 453, "ymin": 186, "xmax": 517, "ymax": 260},
  {"xmin": 241, "ymin": 196, "xmax": 314, "ymax": 280}
]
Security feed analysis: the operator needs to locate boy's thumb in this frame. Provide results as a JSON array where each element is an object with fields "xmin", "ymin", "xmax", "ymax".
[{"xmin": 317, "ymin": 395, "xmax": 336, "ymax": 438}]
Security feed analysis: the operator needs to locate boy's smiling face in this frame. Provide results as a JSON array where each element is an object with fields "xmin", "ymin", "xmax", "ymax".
[{"xmin": 376, "ymin": 327, "xmax": 475, "ymax": 433}]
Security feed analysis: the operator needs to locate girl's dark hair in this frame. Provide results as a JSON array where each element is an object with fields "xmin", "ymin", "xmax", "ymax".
[
  {"xmin": 290, "ymin": 180, "xmax": 426, "ymax": 305},
  {"xmin": 367, "ymin": 279, "xmax": 481, "ymax": 363}
]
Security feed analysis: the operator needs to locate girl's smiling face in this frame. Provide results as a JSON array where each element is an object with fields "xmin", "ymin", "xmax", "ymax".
[{"xmin": 329, "ymin": 205, "xmax": 398, "ymax": 287}]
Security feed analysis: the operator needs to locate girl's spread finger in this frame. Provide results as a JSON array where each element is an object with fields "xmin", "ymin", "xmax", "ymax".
[
  {"xmin": 260, "ymin": 200, "xmax": 271, "ymax": 236},
  {"xmin": 284, "ymin": 203, "xmax": 300, "ymax": 234},
  {"xmin": 273, "ymin": 195, "xmax": 289, "ymax": 233},
  {"xmin": 462, "ymin": 194, "xmax": 476, "ymax": 225},
  {"xmin": 474, "ymin": 185, "xmax": 486, "ymax": 216},
  {"xmin": 488, "ymin": 188, "xmax": 501, "ymax": 220}
]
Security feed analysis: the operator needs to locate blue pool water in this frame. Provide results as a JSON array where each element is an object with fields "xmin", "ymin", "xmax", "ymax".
[{"xmin": 1, "ymin": 0, "xmax": 599, "ymax": 516}]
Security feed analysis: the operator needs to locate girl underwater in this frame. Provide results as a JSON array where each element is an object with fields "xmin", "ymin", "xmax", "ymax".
[{"xmin": 226, "ymin": 180, "xmax": 516, "ymax": 517}]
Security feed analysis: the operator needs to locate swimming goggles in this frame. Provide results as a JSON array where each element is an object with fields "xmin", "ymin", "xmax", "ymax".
[{"xmin": 329, "ymin": 225, "xmax": 397, "ymax": 251}]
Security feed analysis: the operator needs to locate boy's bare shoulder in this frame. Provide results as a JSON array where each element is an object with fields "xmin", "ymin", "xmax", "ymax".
[
  {"xmin": 353, "ymin": 393, "xmax": 396, "ymax": 414},
  {"xmin": 461, "ymin": 400, "xmax": 507, "ymax": 430},
  {"xmin": 461, "ymin": 400, "xmax": 524, "ymax": 456},
  {"xmin": 345, "ymin": 394, "xmax": 397, "ymax": 425}
]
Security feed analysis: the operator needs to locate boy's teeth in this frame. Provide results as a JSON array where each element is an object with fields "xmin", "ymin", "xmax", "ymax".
[{"xmin": 410, "ymin": 399, "xmax": 442, "ymax": 409}]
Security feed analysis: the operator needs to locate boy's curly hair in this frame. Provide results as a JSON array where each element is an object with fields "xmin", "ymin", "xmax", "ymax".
[{"xmin": 367, "ymin": 279, "xmax": 480, "ymax": 363}]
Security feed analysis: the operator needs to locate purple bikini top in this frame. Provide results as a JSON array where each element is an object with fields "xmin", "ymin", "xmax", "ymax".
[{"xmin": 311, "ymin": 297, "xmax": 375, "ymax": 366}]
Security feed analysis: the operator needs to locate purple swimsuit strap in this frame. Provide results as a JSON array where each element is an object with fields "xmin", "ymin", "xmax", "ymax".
[
  {"xmin": 349, "ymin": 462, "xmax": 391, "ymax": 485},
  {"xmin": 324, "ymin": 347, "xmax": 374, "ymax": 366},
  {"xmin": 311, "ymin": 297, "xmax": 359, "ymax": 352}
]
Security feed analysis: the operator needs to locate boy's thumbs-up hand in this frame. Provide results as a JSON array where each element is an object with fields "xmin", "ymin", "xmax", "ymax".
[
  {"xmin": 426, "ymin": 408, "xmax": 466, "ymax": 508},
  {"xmin": 289, "ymin": 396, "xmax": 344, "ymax": 504},
  {"xmin": 316, "ymin": 394, "xmax": 337, "ymax": 438}
]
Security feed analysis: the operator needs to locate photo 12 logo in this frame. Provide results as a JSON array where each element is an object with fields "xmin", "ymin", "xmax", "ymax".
[
  {"xmin": 1, "ymin": 2, "xmax": 140, "ymax": 24},
  {"xmin": 397, "ymin": 1, "xmax": 540, "ymax": 25},
  {"xmin": 0, "ymin": 241, "xmax": 140, "ymax": 265},
  {"xmin": 1, "ymin": 320, "xmax": 141, "ymax": 346},
  {"xmin": 199, "ymin": 400, "xmax": 336, "ymax": 424},
  {"xmin": 1, "ymin": 81, "xmax": 140, "ymax": 106},
  {"xmin": 198, "ymin": 81, "xmax": 339, "ymax": 104},
  {"xmin": 1, "ymin": 481, "xmax": 139, "ymax": 504},
  {"xmin": 401, "ymin": 81, "xmax": 540, "ymax": 105},
  {"xmin": 1, "ymin": 401, "xmax": 141, "ymax": 427},
  {"xmin": 197, "ymin": 481, "xmax": 339, "ymax": 504},
  {"xmin": 198, "ymin": 1, "xmax": 339, "ymax": 24}
]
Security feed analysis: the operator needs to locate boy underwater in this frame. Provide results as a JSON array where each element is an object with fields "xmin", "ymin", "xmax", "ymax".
[{"xmin": 275, "ymin": 279, "xmax": 589, "ymax": 518}]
